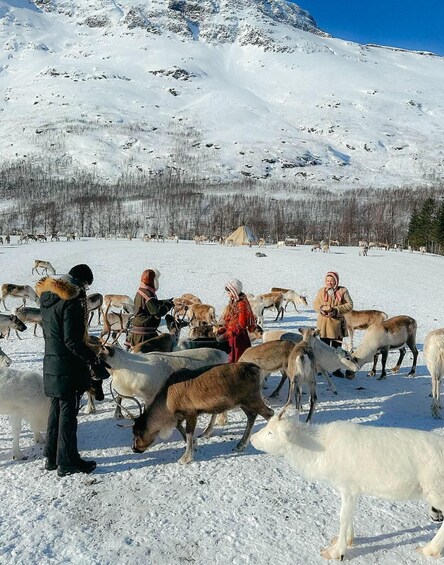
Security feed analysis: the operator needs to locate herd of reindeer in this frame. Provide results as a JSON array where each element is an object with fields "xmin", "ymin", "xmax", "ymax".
[
  {"xmin": 0, "ymin": 255, "xmax": 443, "ymax": 433},
  {"xmin": 2, "ymin": 254, "xmax": 444, "ymax": 558}
]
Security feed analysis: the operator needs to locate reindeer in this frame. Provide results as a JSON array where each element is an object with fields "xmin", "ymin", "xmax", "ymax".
[
  {"xmin": 359, "ymin": 243, "xmax": 369, "ymax": 256},
  {"xmin": 12, "ymin": 306, "xmax": 41, "ymax": 337},
  {"xmin": 32, "ymin": 260, "xmax": 56, "ymax": 276},
  {"xmin": 251, "ymin": 414, "xmax": 444, "ymax": 560},
  {"xmin": 131, "ymin": 363, "xmax": 274, "ymax": 464},
  {"xmin": 346, "ymin": 316, "xmax": 418, "ymax": 380},
  {"xmin": 102, "ymin": 294, "xmax": 134, "ymax": 314},
  {"xmin": 87, "ymin": 293, "xmax": 103, "ymax": 325},
  {"xmin": 256, "ymin": 292, "xmax": 285, "ymax": 322},
  {"xmin": 0, "ymin": 313, "xmax": 27, "ymax": 338},
  {"xmin": 1, "ymin": 284, "xmax": 39, "ymax": 310},
  {"xmin": 424, "ymin": 329, "xmax": 444, "ymax": 419},
  {"xmin": 131, "ymin": 314, "xmax": 188, "ymax": 353},
  {"xmin": 270, "ymin": 288, "xmax": 308, "ymax": 313},
  {"xmin": 100, "ymin": 305, "xmax": 133, "ymax": 344},
  {"xmin": 187, "ymin": 304, "xmax": 217, "ymax": 327},
  {"xmin": 343, "ymin": 309, "xmax": 388, "ymax": 350}
]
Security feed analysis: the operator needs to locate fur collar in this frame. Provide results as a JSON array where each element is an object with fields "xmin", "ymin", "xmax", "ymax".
[{"xmin": 36, "ymin": 276, "xmax": 80, "ymax": 300}]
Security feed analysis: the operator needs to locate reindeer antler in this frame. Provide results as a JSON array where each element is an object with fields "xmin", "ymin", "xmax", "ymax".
[{"xmin": 110, "ymin": 384, "xmax": 143, "ymax": 421}]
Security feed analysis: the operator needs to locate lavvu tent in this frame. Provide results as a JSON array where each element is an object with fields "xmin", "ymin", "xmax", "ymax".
[{"xmin": 225, "ymin": 225, "xmax": 258, "ymax": 246}]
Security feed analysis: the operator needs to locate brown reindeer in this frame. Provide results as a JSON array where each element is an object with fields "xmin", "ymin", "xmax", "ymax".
[
  {"xmin": 131, "ymin": 363, "xmax": 274, "ymax": 464},
  {"xmin": 343, "ymin": 309, "xmax": 388, "ymax": 350}
]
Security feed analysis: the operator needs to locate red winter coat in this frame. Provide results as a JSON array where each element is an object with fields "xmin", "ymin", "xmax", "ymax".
[{"xmin": 220, "ymin": 294, "xmax": 255, "ymax": 362}]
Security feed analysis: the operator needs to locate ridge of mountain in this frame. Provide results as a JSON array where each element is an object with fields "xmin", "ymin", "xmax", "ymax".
[{"xmin": 0, "ymin": 0, "xmax": 443, "ymax": 188}]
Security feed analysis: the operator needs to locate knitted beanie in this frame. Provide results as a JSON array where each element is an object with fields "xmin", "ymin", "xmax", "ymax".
[
  {"xmin": 225, "ymin": 279, "xmax": 243, "ymax": 300},
  {"xmin": 68, "ymin": 264, "xmax": 94, "ymax": 286},
  {"xmin": 141, "ymin": 268, "xmax": 160, "ymax": 290}
]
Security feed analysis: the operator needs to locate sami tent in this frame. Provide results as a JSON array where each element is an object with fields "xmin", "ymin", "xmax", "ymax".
[{"xmin": 225, "ymin": 225, "xmax": 258, "ymax": 246}]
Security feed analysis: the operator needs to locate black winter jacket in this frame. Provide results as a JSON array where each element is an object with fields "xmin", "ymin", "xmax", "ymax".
[{"xmin": 36, "ymin": 275, "xmax": 97, "ymax": 399}]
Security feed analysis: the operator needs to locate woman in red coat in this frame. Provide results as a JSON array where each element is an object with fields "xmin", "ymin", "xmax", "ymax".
[{"xmin": 218, "ymin": 279, "xmax": 256, "ymax": 363}]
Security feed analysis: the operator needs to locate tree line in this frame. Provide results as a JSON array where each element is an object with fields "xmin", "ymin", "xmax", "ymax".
[
  {"xmin": 0, "ymin": 160, "xmax": 443, "ymax": 251},
  {"xmin": 407, "ymin": 197, "xmax": 444, "ymax": 253}
]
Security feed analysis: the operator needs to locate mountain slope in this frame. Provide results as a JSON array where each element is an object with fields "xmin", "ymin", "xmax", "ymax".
[{"xmin": 0, "ymin": 0, "xmax": 443, "ymax": 187}]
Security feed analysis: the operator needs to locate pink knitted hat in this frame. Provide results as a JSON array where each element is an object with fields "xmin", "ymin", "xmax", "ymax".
[{"xmin": 325, "ymin": 271, "xmax": 339, "ymax": 289}]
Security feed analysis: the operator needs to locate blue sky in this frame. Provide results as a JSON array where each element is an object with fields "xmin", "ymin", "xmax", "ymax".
[{"xmin": 292, "ymin": 1, "xmax": 444, "ymax": 56}]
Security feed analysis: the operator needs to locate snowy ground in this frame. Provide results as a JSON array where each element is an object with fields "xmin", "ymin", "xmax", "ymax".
[{"xmin": 0, "ymin": 237, "xmax": 443, "ymax": 564}]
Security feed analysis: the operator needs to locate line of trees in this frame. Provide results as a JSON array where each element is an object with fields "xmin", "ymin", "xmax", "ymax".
[
  {"xmin": 407, "ymin": 197, "xmax": 444, "ymax": 253},
  {"xmin": 0, "ymin": 160, "xmax": 443, "ymax": 251}
]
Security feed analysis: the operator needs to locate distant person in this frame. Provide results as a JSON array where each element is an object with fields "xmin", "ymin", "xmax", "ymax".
[
  {"xmin": 125, "ymin": 269, "xmax": 174, "ymax": 349},
  {"xmin": 313, "ymin": 271, "xmax": 353, "ymax": 378},
  {"xmin": 217, "ymin": 279, "xmax": 256, "ymax": 362},
  {"xmin": 37, "ymin": 263, "xmax": 110, "ymax": 477}
]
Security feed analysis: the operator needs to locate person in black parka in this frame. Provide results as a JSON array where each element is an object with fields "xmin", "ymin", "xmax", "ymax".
[{"xmin": 36, "ymin": 263, "xmax": 110, "ymax": 477}]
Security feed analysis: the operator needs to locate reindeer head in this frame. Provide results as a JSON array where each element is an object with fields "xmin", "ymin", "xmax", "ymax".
[
  {"xmin": 251, "ymin": 413, "xmax": 299, "ymax": 455},
  {"xmin": 297, "ymin": 327, "xmax": 319, "ymax": 342},
  {"xmin": 131, "ymin": 393, "xmax": 178, "ymax": 452},
  {"xmin": 165, "ymin": 313, "xmax": 188, "ymax": 333},
  {"xmin": 10, "ymin": 315, "xmax": 27, "ymax": 332},
  {"xmin": 336, "ymin": 348, "xmax": 359, "ymax": 373}
]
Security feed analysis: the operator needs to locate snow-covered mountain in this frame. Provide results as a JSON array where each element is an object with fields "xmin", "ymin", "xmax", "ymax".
[{"xmin": 1, "ymin": 0, "xmax": 443, "ymax": 187}]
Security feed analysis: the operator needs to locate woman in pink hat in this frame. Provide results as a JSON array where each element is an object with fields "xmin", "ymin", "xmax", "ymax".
[{"xmin": 313, "ymin": 271, "xmax": 353, "ymax": 377}]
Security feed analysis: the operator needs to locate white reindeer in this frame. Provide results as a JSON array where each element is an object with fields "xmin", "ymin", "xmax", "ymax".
[
  {"xmin": 86, "ymin": 345, "xmax": 229, "ymax": 417},
  {"xmin": 424, "ymin": 328, "xmax": 444, "ymax": 419},
  {"xmin": 358, "ymin": 244, "xmax": 368, "ymax": 256},
  {"xmin": 0, "ymin": 363, "xmax": 49, "ymax": 459},
  {"xmin": 252, "ymin": 413, "xmax": 444, "ymax": 560}
]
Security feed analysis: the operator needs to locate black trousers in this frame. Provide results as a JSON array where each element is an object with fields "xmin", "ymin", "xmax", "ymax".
[{"xmin": 44, "ymin": 395, "xmax": 81, "ymax": 467}]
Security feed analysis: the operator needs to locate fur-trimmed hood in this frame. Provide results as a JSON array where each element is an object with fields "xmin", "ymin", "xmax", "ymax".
[{"xmin": 36, "ymin": 275, "xmax": 81, "ymax": 306}]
